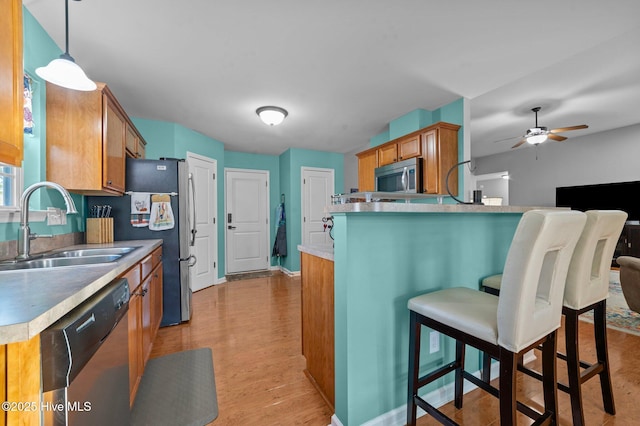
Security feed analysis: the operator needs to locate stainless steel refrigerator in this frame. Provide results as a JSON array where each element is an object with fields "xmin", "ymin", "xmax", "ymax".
[{"xmin": 88, "ymin": 158, "xmax": 195, "ymax": 326}]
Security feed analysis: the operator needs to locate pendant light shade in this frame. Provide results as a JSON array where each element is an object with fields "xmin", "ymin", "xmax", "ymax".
[
  {"xmin": 35, "ymin": 0, "xmax": 96, "ymax": 91},
  {"xmin": 36, "ymin": 53, "xmax": 96, "ymax": 91},
  {"xmin": 256, "ymin": 106, "xmax": 288, "ymax": 126}
]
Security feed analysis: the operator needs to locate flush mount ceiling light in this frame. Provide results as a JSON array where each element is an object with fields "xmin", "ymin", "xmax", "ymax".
[
  {"xmin": 256, "ymin": 106, "xmax": 288, "ymax": 126},
  {"xmin": 36, "ymin": 0, "xmax": 96, "ymax": 91}
]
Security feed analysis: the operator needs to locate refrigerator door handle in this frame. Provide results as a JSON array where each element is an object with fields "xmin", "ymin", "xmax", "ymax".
[
  {"xmin": 179, "ymin": 254, "xmax": 197, "ymax": 267},
  {"xmin": 188, "ymin": 172, "xmax": 197, "ymax": 247}
]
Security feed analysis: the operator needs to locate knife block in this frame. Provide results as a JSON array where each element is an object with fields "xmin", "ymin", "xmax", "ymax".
[{"xmin": 86, "ymin": 218, "xmax": 114, "ymax": 243}]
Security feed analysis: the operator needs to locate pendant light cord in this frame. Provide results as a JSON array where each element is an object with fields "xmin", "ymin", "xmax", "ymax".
[{"xmin": 64, "ymin": 0, "xmax": 70, "ymax": 55}]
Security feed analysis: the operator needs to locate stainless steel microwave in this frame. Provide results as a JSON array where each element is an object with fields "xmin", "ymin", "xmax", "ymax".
[{"xmin": 374, "ymin": 157, "xmax": 423, "ymax": 193}]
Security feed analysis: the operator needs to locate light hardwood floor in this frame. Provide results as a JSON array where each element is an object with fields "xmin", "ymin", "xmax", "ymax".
[{"xmin": 150, "ymin": 272, "xmax": 640, "ymax": 425}]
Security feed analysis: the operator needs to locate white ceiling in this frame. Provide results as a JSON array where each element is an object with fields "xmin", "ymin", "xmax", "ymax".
[{"xmin": 23, "ymin": 0, "xmax": 640, "ymax": 158}]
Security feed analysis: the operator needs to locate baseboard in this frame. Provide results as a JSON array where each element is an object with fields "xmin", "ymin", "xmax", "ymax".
[
  {"xmin": 215, "ymin": 276, "xmax": 227, "ymax": 285},
  {"xmin": 277, "ymin": 265, "xmax": 300, "ymax": 277},
  {"xmin": 337, "ymin": 357, "xmax": 536, "ymax": 426}
]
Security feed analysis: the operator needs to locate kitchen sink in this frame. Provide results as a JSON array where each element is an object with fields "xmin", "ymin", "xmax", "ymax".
[
  {"xmin": 0, "ymin": 255, "xmax": 123, "ymax": 271},
  {"xmin": 47, "ymin": 246, "xmax": 138, "ymax": 258}
]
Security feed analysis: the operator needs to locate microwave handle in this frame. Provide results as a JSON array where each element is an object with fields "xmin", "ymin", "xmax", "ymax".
[{"xmin": 401, "ymin": 167, "xmax": 409, "ymax": 192}]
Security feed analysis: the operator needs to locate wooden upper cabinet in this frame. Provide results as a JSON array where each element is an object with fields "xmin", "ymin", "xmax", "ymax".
[
  {"xmin": 377, "ymin": 143, "xmax": 398, "ymax": 166},
  {"xmin": 422, "ymin": 123, "xmax": 460, "ymax": 195},
  {"xmin": 125, "ymin": 123, "xmax": 146, "ymax": 159},
  {"xmin": 356, "ymin": 121, "xmax": 460, "ymax": 195},
  {"xmin": 356, "ymin": 148, "xmax": 378, "ymax": 192},
  {"xmin": 0, "ymin": 0, "xmax": 23, "ymax": 167},
  {"xmin": 46, "ymin": 82, "xmax": 139, "ymax": 195},
  {"xmin": 398, "ymin": 135, "xmax": 421, "ymax": 161}
]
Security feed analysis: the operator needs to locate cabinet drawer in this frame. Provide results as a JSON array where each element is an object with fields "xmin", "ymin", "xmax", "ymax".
[{"xmin": 122, "ymin": 264, "xmax": 141, "ymax": 292}]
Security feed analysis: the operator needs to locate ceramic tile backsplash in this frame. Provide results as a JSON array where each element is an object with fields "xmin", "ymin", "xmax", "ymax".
[{"xmin": 0, "ymin": 233, "xmax": 84, "ymax": 261}]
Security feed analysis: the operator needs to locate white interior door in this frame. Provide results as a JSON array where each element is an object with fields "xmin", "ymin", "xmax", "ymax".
[
  {"xmin": 302, "ymin": 167, "xmax": 334, "ymax": 245},
  {"xmin": 225, "ymin": 169, "xmax": 269, "ymax": 274},
  {"xmin": 187, "ymin": 152, "xmax": 218, "ymax": 291}
]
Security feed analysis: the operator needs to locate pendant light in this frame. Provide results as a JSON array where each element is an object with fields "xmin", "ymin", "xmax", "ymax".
[
  {"xmin": 256, "ymin": 106, "xmax": 288, "ymax": 126},
  {"xmin": 36, "ymin": 0, "xmax": 96, "ymax": 91}
]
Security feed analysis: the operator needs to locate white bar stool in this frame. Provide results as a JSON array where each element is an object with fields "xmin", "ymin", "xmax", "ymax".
[
  {"xmin": 407, "ymin": 210, "xmax": 586, "ymax": 425},
  {"xmin": 481, "ymin": 210, "xmax": 627, "ymax": 426}
]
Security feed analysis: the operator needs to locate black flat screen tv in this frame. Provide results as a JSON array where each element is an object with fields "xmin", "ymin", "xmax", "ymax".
[{"xmin": 555, "ymin": 180, "xmax": 640, "ymax": 222}]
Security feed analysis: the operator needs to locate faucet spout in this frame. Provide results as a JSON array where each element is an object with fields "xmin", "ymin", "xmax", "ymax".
[{"xmin": 17, "ymin": 181, "xmax": 79, "ymax": 260}]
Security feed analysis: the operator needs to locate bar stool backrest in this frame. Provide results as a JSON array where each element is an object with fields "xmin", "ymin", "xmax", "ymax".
[
  {"xmin": 563, "ymin": 210, "xmax": 627, "ymax": 310},
  {"xmin": 497, "ymin": 210, "xmax": 586, "ymax": 352}
]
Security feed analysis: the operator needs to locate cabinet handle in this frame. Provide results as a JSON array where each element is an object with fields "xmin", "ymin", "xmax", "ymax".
[{"xmin": 107, "ymin": 180, "xmax": 112, "ymax": 185}]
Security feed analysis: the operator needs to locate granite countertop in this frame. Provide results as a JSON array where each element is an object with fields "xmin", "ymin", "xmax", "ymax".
[
  {"xmin": 0, "ymin": 239, "xmax": 162, "ymax": 344},
  {"xmin": 328, "ymin": 202, "xmax": 560, "ymax": 214},
  {"xmin": 298, "ymin": 244, "xmax": 334, "ymax": 261}
]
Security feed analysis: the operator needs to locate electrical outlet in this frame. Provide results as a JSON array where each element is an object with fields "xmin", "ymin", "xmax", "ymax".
[
  {"xmin": 47, "ymin": 207, "xmax": 62, "ymax": 226},
  {"xmin": 429, "ymin": 331, "xmax": 440, "ymax": 353}
]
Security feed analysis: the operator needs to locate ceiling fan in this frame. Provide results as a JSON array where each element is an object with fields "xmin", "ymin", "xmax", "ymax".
[{"xmin": 511, "ymin": 107, "xmax": 588, "ymax": 149}]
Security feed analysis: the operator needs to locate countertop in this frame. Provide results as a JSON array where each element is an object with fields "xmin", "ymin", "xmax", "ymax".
[
  {"xmin": 0, "ymin": 239, "xmax": 162, "ymax": 344},
  {"xmin": 328, "ymin": 202, "xmax": 559, "ymax": 214},
  {"xmin": 297, "ymin": 244, "xmax": 334, "ymax": 261}
]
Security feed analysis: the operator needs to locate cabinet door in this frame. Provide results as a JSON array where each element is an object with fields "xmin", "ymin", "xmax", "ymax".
[
  {"xmin": 103, "ymin": 96, "xmax": 126, "ymax": 193},
  {"xmin": 127, "ymin": 291, "xmax": 142, "ymax": 406},
  {"xmin": 141, "ymin": 277, "xmax": 152, "ymax": 364},
  {"xmin": 150, "ymin": 263, "xmax": 163, "ymax": 338},
  {"xmin": 423, "ymin": 130, "xmax": 439, "ymax": 194},
  {"xmin": 398, "ymin": 135, "xmax": 421, "ymax": 161},
  {"xmin": 0, "ymin": 0, "xmax": 23, "ymax": 166},
  {"xmin": 357, "ymin": 149, "xmax": 378, "ymax": 192},
  {"xmin": 378, "ymin": 143, "xmax": 398, "ymax": 166},
  {"xmin": 125, "ymin": 124, "xmax": 138, "ymax": 158}
]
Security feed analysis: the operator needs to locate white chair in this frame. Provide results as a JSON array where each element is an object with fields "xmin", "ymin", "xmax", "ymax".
[
  {"xmin": 481, "ymin": 210, "xmax": 627, "ymax": 426},
  {"xmin": 407, "ymin": 210, "xmax": 586, "ymax": 425}
]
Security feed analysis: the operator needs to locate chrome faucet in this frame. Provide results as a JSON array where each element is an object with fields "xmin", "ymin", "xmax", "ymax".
[{"xmin": 16, "ymin": 181, "xmax": 79, "ymax": 260}]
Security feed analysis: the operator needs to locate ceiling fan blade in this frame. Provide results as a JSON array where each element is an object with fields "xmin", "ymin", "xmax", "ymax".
[
  {"xmin": 549, "ymin": 124, "xmax": 588, "ymax": 133},
  {"xmin": 492, "ymin": 135, "xmax": 520, "ymax": 143},
  {"xmin": 547, "ymin": 133, "xmax": 567, "ymax": 142},
  {"xmin": 511, "ymin": 139, "xmax": 526, "ymax": 149}
]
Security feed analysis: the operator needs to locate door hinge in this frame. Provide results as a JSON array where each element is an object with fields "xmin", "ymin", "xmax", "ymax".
[
  {"xmin": 266, "ymin": 218, "xmax": 268, "ymax": 224},
  {"xmin": 303, "ymin": 217, "xmax": 306, "ymax": 222},
  {"xmin": 212, "ymin": 173, "xmax": 216, "ymax": 180},
  {"xmin": 304, "ymin": 178, "xmax": 306, "ymax": 184},
  {"xmin": 213, "ymin": 217, "xmax": 216, "ymax": 224},
  {"xmin": 214, "ymin": 261, "xmax": 216, "ymax": 268}
]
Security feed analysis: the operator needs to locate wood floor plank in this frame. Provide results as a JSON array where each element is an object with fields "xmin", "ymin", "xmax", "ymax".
[{"xmin": 150, "ymin": 273, "xmax": 640, "ymax": 425}]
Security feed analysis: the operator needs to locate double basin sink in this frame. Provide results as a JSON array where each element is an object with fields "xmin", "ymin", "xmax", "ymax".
[{"xmin": 0, "ymin": 246, "xmax": 139, "ymax": 272}]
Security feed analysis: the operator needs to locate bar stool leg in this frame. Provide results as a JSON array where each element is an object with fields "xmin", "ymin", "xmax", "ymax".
[
  {"xmin": 481, "ymin": 351, "xmax": 492, "ymax": 383},
  {"xmin": 499, "ymin": 348, "xmax": 517, "ymax": 424},
  {"xmin": 454, "ymin": 340, "xmax": 465, "ymax": 408},
  {"xmin": 594, "ymin": 300, "xmax": 616, "ymax": 414},
  {"xmin": 407, "ymin": 311, "xmax": 421, "ymax": 426},
  {"xmin": 565, "ymin": 309, "xmax": 585, "ymax": 426},
  {"xmin": 541, "ymin": 331, "xmax": 559, "ymax": 425}
]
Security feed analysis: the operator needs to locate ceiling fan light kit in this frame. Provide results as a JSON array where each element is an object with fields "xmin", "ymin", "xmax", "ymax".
[
  {"xmin": 35, "ymin": 0, "xmax": 96, "ymax": 91},
  {"xmin": 511, "ymin": 107, "xmax": 587, "ymax": 149}
]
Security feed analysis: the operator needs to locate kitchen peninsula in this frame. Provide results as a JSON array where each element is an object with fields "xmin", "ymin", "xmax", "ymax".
[{"xmin": 300, "ymin": 202, "xmax": 550, "ymax": 426}]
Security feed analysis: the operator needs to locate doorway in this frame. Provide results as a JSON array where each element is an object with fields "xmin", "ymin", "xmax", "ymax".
[
  {"xmin": 186, "ymin": 152, "xmax": 218, "ymax": 291},
  {"xmin": 225, "ymin": 169, "xmax": 270, "ymax": 274},
  {"xmin": 301, "ymin": 167, "xmax": 334, "ymax": 245}
]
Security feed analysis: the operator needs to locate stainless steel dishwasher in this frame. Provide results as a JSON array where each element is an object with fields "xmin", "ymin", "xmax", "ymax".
[{"xmin": 40, "ymin": 278, "xmax": 130, "ymax": 426}]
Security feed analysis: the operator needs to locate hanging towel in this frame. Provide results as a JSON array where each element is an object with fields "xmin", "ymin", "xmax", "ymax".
[
  {"xmin": 149, "ymin": 194, "xmax": 175, "ymax": 231},
  {"xmin": 130, "ymin": 192, "xmax": 151, "ymax": 227}
]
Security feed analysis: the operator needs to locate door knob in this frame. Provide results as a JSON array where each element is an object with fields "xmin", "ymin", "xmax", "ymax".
[{"xmin": 228, "ymin": 225, "xmax": 237, "ymax": 230}]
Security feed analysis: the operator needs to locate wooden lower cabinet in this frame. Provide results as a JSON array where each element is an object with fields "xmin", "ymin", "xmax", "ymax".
[
  {"xmin": 2, "ymin": 336, "xmax": 41, "ymax": 426},
  {"xmin": 126, "ymin": 246, "xmax": 163, "ymax": 406},
  {"xmin": 300, "ymin": 252, "xmax": 335, "ymax": 409}
]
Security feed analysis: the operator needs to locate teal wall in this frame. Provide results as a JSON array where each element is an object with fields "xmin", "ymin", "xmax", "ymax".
[
  {"xmin": 278, "ymin": 148, "xmax": 344, "ymax": 272},
  {"xmin": 332, "ymin": 211, "xmax": 522, "ymax": 425},
  {"xmin": 0, "ymin": 7, "xmax": 83, "ymax": 243},
  {"xmin": 369, "ymin": 100, "xmax": 466, "ymax": 203}
]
